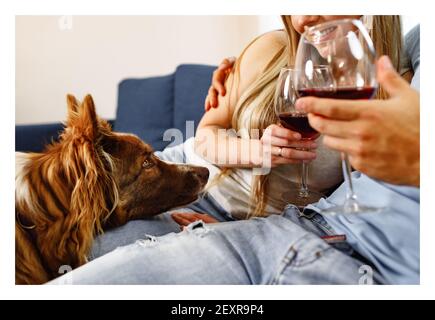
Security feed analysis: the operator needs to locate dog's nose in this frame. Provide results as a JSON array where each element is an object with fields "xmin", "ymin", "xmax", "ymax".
[{"xmin": 193, "ymin": 166, "xmax": 209, "ymax": 181}]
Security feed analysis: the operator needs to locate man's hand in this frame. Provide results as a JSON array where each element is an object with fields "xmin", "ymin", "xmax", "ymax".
[
  {"xmin": 204, "ymin": 57, "xmax": 236, "ymax": 111},
  {"xmin": 296, "ymin": 56, "xmax": 420, "ymax": 187},
  {"xmin": 171, "ymin": 212, "xmax": 220, "ymax": 228}
]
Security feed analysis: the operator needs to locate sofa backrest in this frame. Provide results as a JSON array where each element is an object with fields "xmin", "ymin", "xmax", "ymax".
[{"xmin": 114, "ymin": 64, "xmax": 215, "ymax": 151}]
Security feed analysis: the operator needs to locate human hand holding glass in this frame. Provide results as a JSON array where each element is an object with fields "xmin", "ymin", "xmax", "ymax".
[
  {"xmin": 273, "ymin": 67, "xmax": 331, "ymax": 206},
  {"xmin": 294, "ymin": 18, "xmax": 383, "ymax": 215}
]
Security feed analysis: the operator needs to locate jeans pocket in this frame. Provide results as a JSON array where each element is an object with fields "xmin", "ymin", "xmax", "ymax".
[
  {"xmin": 271, "ymin": 234, "xmax": 333, "ymax": 284},
  {"xmin": 290, "ymin": 235, "xmax": 333, "ymax": 268}
]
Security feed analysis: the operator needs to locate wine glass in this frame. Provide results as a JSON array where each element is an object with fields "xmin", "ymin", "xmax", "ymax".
[
  {"xmin": 294, "ymin": 18, "xmax": 383, "ymax": 215},
  {"xmin": 274, "ymin": 67, "xmax": 331, "ymax": 207}
]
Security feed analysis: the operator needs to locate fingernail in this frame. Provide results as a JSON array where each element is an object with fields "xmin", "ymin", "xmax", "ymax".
[
  {"xmin": 380, "ymin": 56, "xmax": 393, "ymax": 71},
  {"xmin": 293, "ymin": 133, "xmax": 302, "ymax": 139},
  {"xmin": 310, "ymin": 142, "xmax": 317, "ymax": 149}
]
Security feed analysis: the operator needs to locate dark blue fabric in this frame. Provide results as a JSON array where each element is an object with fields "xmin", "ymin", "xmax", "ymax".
[
  {"xmin": 16, "ymin": 64, "xmax": 216, "ymax": 152},
  {"xmin": 173, "ymin": 64, "xmax": 215, "ymax": 142},
  {"xmin": 15, "ymin": 123, "xmax": 64, "ymax": 152},
  {"xmin": 405, "ymin": 24, "xmax": 420, "ymax": 71},
  {"xmin": 115, "ymin": 74, "xmax": 175, "ymax": 151},
  {"xmin": 15, "ymin": 120, "xmax": 116, "ymax": 152}
]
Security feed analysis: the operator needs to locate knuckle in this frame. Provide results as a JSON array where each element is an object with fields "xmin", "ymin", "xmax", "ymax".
[
  {"xmin": 353, "ymin": 126, "xmax": 372, "ymax": 141},
  {"xmin": 269, "ymin": 125, "xmax": 278, "ymax": 135},
  {"xmin": 383, "ymin": 70, "xmax": 397, "ymax": 83},
  {"xmin": 279, "ymin": 138, "xmax": 289, "ymax": 146},
  {"xmin": 353, "ymin": 141, "xmax": 369, "ymax": 158},
  {"xmin": 361, "ymin": 108, "xmax": 381, "ymax": 121},
  {"xmin": 263, "ymin": 126, "xmax": 272, "ymax": 136},
  {"xmin": 314, "ymin": 120, "xmax": 326, "ymax": 133},
  {"xmin": 329, "ymin": 105, "xmax": 340, "ymax": 117},
  {"xmin": 282, "ymin": 148, "xmax": 292, "ymax": 158}
]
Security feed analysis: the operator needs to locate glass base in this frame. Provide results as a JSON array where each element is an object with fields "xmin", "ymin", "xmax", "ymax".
[
  {"xmin": 281, "ymin": 189, "xmax": 324, "ymax": 209},
  {"xmin": 321, "ymin": 199, "xmax": 385, "ymax": 216}
]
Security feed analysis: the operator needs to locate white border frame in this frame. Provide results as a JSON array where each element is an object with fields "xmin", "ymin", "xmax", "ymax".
[{"xmin": 1, "ymin": 0, "xmax": 433, "ymax": 300}]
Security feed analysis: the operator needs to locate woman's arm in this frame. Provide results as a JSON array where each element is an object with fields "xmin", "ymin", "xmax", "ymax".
[
  {"xmin": 195, "ymin": 31, "xmax": 317, "ymax": 168},
  {"xmin": 195, "ymin": 70, "xmax": 264, "ymax": 168}
]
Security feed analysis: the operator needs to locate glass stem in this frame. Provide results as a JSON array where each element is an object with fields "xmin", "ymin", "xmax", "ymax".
[
  {"xmin": 299, "ymin": 159, "xmax": 309, "ymax": 198},
  {"xmin": 341, "ymin": 152, "xmax": 359, "ymax": 210}
]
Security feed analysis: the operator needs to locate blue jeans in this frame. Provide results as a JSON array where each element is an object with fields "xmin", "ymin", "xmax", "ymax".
[
  {"xmin": 51, "ymin": 205, "xmax": 380, "ymax": 284},
  {"xmin": 90, "ymin": 193, "xmax": 235, "ymax": 259}
]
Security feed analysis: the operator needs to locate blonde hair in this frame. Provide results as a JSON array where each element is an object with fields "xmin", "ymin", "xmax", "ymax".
[{"xmin": 226, "ymin": 16, "xmax": 403, "ymax": 218}]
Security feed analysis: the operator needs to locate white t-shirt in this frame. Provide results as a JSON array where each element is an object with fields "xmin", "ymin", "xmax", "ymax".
[{"xmin": 177, "ymin": 137, "xmax": 343, "ymax": 220}]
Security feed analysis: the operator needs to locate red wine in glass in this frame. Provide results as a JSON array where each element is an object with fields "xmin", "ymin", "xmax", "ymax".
[
  {"xmin": 293, "ymin": 19, "xmax": 381, "ymax": 215},
  {"xmin": 278, "ymin": 87, "xmax": 375, "ymax": 140},
  {"xmin": 278, "ymin": 113, "xmax": 319, "ymax": 139},
  {"xmin": 297, "ymin": 86, "xmax": 376, "ymax": 100}
]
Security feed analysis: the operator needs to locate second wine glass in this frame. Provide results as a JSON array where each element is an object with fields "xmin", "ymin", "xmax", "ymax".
[{"xmin": 274, "ymin": 67, "xmax": 329, "ymax": 207}]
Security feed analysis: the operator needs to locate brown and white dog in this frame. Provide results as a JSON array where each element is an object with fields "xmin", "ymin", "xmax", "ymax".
[{"xmin": 15, "ymin": 94, "xmax": 209, "ymax": 284}]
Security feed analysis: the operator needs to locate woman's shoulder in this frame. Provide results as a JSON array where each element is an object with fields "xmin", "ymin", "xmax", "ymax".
[
  {"xmin": 241, "ymin": 30, "xmax": 287, "ymax": 63},
  {"xmin": 255, "ymin": 29, "xmax": 287, "ymax": 46},
  {"xmin": 237, "ymin": 30, "xmax": 287, "ymax": 89}
]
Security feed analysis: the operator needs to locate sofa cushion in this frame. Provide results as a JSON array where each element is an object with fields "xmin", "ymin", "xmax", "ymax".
[
  {"xmin": 115, "ymin": 74, "xmax": 175, "ymax": 151},
  {"xmin": 15, "ymin": 123, "xmax": 64, "ymax": 152},
  {"xmin": 173, "ymin": 64, "xmax": 215, "ymax": 142}
]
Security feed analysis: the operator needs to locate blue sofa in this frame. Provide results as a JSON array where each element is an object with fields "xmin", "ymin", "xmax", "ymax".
[{"xmin": 15, "ymin": 64, "xmax": 216, "ymax": 152}]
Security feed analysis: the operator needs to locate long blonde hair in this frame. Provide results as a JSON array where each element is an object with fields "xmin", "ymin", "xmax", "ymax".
[{"xmin": 226, "ymin": 16, "xmax": 403, "ymax": 217}]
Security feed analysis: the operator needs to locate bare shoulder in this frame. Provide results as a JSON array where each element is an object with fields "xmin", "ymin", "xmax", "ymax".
[
  {"xmin": 237, "ymin": 30, "xmax": 287, "ymax": 89},
  {"xmin": 197, "ymin": 31, "xmax": 287, "ymax": 130},
  {"xmin": 245, "ymin": 30, "xmax": 287, "ymax": 56}
]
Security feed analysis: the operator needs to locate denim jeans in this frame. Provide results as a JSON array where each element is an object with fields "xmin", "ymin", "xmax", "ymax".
[
  {"xmin": 90, "ymin": 193, "xmax": 235, "ymax": 259},
  {"xmin": 51, "ymin": 205, "xmax": 381, "ymax": 285}
]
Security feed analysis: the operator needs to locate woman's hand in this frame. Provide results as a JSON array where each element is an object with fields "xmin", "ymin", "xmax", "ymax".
[
  {"xmin": 204, "ymin": 57, "xmax": 236, "ymax": 111},
  {"xmin": 260, "ymin": 124, "xmax": 317, "ymax": 167},
  {"xmin": 171, "ymin": 212, "xmax": 220, "ymax": 228}
]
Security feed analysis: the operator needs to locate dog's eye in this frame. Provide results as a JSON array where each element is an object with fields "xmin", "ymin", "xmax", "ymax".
[{"xmin": 142, "ymin": 159, "xmax": 154, "ymax": 169}]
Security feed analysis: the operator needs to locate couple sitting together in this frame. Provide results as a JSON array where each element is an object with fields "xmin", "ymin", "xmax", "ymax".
[{"xmin": 52, "ymin": 15, "xmax": 420, "ymax": 285}]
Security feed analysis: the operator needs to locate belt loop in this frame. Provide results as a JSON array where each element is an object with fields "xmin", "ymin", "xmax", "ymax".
[{"xmin": 300, "ymin": 208, "xmax": 317, "ymax": 220}]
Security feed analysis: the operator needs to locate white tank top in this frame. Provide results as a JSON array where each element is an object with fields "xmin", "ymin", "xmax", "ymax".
[{"xmin": 183, "ymin": 133, "xmax": 343, "ymax": 220}]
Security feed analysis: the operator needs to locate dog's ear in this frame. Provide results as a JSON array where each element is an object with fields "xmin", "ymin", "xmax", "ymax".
[
  {"xmin": 66, "ymin": 94, "xmax": 79, "ymax": 115},
  {"xmin": 58, "ymin": 94, "xmax": 117, "ymax": 268},
  {"xmin": 79, "ymin": 94, "xmax": 99, "ymax": 141},
  {"xmin": 65, "ymin": 94, "xmax": 100, "ymax": 141}
]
